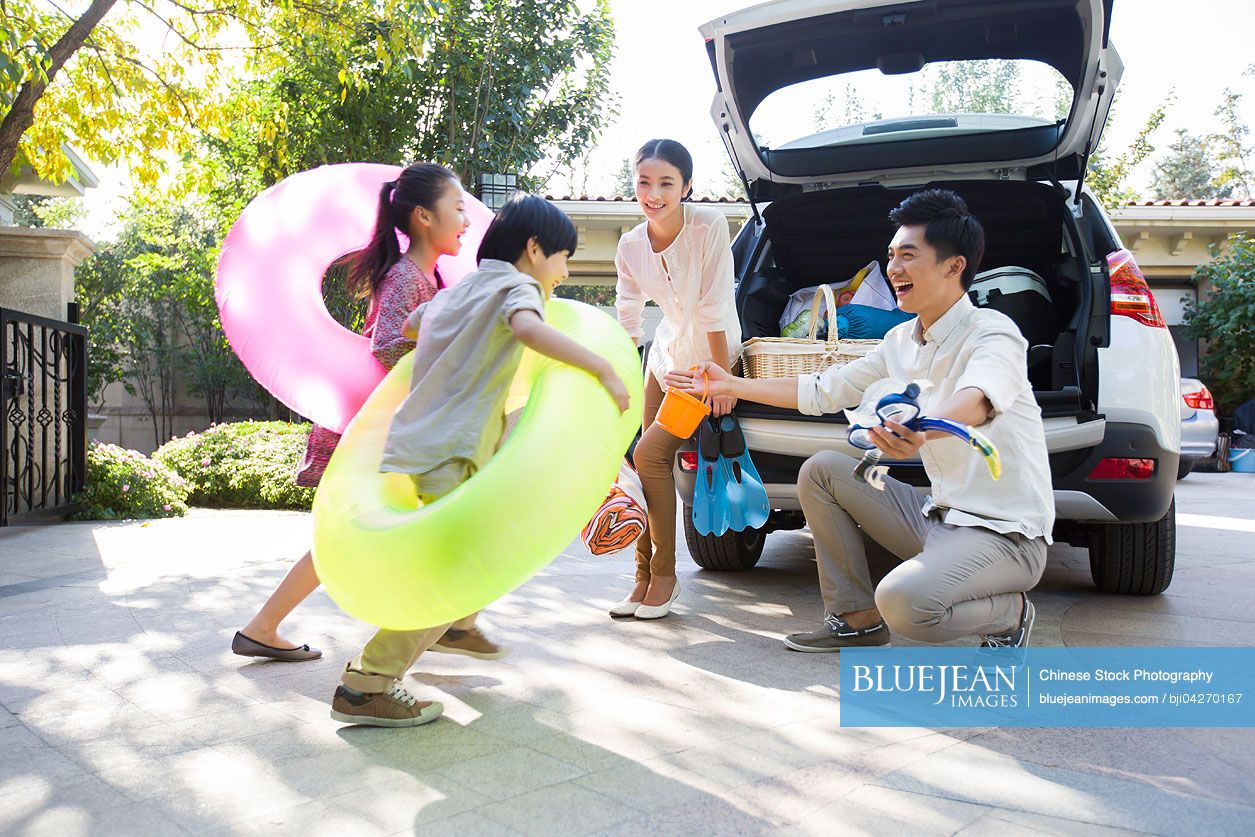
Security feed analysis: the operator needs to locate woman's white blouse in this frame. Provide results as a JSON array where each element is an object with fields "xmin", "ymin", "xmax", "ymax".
[{"xmin": 614, "ymin": 204, "xmax": 742, "ymax": 385}]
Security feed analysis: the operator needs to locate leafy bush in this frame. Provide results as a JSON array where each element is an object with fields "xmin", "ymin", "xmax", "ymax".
[
  {"xmin": 1185, "ymin": 233, "xmax": 1255, "ymax": 414},
  {"xmin": 73, "ymin": 442, "xmax": 190, "ymax": 520},
  {"xmin": 154, "ymin": 421, "xmax": 314, "ymax": 510}
]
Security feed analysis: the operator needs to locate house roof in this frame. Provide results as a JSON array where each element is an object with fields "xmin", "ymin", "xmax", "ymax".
[
  {"xmin": 1126, "ymin": 198, "xmax": 1255, "ymax": 207},
  {"xmin": 0, "ymin": 145, "xmax": 99, "ymax": 199}
]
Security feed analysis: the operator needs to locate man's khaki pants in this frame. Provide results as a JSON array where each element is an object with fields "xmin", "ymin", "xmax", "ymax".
[{"xmin": 798, "ymin": 451, "xmax": 1047, "ymax": 642}]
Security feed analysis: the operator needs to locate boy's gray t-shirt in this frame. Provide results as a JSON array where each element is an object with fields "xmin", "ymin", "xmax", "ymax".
[{"xmin": 380, "ymin": 259, "xmax": 546, "ymax": 496}]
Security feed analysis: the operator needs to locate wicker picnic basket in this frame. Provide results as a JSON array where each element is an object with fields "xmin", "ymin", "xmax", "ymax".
[{"xmin": 740, "ymin": 283, "xmax": 881, "ymax": 379}]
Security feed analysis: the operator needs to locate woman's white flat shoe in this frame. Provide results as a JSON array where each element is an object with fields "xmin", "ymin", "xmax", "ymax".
[
  {"xmin": 608, "ymin": 597, "xmax": 643, "ymax": 617},
  {"xmin": 634, "ymin": 581, "xmax": 680, "ymax": 620}
]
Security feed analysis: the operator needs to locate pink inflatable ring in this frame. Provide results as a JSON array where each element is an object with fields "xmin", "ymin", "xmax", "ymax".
[{"xmin": 215, "ymin": 163, "xmax": 494, "ymax": 433}]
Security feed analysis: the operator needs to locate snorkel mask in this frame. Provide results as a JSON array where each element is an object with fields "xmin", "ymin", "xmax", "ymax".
[{"xmin": 846, "ymin": 381, "xmax": 1002, "ymax": 490}]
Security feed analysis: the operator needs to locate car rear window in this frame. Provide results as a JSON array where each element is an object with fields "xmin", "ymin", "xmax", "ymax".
[{"xmin": 749, "ymin": 59, "xmax": 1072, "ymax": 152}]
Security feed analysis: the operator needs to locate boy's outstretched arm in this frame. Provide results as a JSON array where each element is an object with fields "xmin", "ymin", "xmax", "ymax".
[{"xmin": 509, "ymin": 310, "xmax": 631, "ymax": 414}]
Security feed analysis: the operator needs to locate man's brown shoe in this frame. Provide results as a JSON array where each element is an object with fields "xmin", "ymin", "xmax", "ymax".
[
  {"xmin": 431, "ymin": 627, "xmax": 508, "ymax": 660},
  {"xmin": 783, "ymin": 613, "xmax": 891, "ymax": 653},
  {"xmin": 330, "ymin": 684, "xmax": 443, "ymax": 727}
]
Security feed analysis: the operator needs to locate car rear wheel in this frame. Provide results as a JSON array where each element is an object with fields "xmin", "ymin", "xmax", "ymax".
[
  {"xmin": 1176, "ymin": 458, "xmax": 1194, "ymax": 480},
  {"xmin": 682, "ymin": 506, "xmax": 766, "ymax": 571},
  {"xmin": 1087, "ymin": 498, "xmax": 1176, "ymax": 595}
]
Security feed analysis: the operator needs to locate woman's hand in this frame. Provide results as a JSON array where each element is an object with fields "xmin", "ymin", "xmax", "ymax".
[
  {"xmin": 869, "ymin": 419, "xmax": 927, "ymax": 460},
  {"xmin": 710, "ymin": 394, "xmax": 737, "ymax": 417}
]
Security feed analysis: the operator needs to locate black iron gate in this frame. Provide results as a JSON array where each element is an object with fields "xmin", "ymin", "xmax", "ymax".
[{"xmin": 1, "ymin": 307, "xmax": 87, "ymax": 525}]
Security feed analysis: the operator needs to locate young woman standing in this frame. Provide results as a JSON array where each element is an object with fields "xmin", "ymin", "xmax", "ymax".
[{"xmin": 611, "ymin": 139, "xmax": 741, "ymax": 620}]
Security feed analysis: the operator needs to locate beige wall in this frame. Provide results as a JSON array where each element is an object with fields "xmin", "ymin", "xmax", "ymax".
[
  {"xmin": 557, "ymin": 199, "xmax": 751, "ymax": 286},
  {"xmin": 1107, "ymin": 203, "xmax": 1253, "ymax": 379},
  {"xmin": 0, "ymin": 228, "xmax": 95, "ymax": 321},
  {"xmin": 1109, "ymin": 204, "xmax": 1252, "ymax": 281},
  {"xmin": 90, "ymin": 379, "xmax": 265, "ymax": 455}
]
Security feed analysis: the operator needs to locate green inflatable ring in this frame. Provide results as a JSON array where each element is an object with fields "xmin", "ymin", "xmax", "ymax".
[{"xmin": 311, "ymin": 298, "xmax": 643, "ymax": 631}]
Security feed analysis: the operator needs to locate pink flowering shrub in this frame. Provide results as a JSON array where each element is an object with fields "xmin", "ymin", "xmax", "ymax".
[
  {"xmin": 154, "ymin": 421, "xmax": 314, "ymax": 510},
  {"xmin": 73, "ymin": 441, "xmax": 190, "ymax": 520}
]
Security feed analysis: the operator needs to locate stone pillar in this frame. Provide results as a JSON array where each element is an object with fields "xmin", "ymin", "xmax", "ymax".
[{"xmin": 0, "ymin": 227, "xmax": 96, "ymax": 321}]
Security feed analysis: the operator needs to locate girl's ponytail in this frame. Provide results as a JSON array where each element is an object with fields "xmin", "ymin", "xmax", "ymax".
[
  {"xmin": 347, "ymin": 181, "xmax": 403, "ymax": 299},
  {"xmin": 347, "ymin": 163, "xmax": 460, "ymax": 299}
]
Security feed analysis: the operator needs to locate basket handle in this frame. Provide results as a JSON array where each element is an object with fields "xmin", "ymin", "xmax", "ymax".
[{"xmin": 806, "ymin": 283, "xmax": 840, "ymax": 342}]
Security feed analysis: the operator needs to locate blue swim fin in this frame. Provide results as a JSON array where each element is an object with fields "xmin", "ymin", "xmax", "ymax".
[
  {"xmin": 716, "ymin": 416, "xmax": 770, "ymax": 533},
  {"xmin": 691, "ymin": 416, "xmax": 726, "ymax": 536}
]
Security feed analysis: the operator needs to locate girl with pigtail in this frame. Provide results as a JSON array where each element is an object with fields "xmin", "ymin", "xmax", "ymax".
[{"xmin": 231, "ymin": 162, "xmax": 507, "ymax": 664}]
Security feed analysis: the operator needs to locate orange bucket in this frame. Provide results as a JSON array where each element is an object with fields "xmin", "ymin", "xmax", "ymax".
[{"xmin": 655, "ymin": 370, "xmax": 710, "ymax": 439}]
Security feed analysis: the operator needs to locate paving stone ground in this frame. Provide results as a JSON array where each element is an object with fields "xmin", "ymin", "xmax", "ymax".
[{"xmin": 1, "ymin": 472, "xmax": 1253, "ymax": 835}]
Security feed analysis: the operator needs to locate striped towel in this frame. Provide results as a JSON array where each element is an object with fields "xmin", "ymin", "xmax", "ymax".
[{"xmin": 581, "ymin": 460, "xmax": 648, "ymax": 556}]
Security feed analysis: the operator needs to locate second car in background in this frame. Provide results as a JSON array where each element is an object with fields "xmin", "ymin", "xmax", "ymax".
[{"xmin": 1179, "ymin": 378, "xmax": 1219, "ymax": 479}]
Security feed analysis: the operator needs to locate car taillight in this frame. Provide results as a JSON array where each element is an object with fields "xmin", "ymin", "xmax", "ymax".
[
  {"xmin": 1106, "ymin": 249, "xmax": 1167, "ymax": 329},
  {"xmin": 1183, "ymin": 387, "xmax": 1214, "ymax": 410},
  {"xmin": 1088, "ymin": 457, "xmax": 1157, "ymax": 480},
  {"xmin": 678, "ymin": 451, "xmax": 698, "ymax": 472}
]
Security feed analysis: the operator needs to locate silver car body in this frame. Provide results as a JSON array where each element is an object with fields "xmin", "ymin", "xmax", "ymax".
[{"xmin": 1180, "ymin": 378, "xmax": 1219, "ymax": 460}]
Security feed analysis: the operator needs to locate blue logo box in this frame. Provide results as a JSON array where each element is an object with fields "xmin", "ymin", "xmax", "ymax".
[{"xmin": 839, "ymin": 647, "xmax": 1255, "ymax": 728}]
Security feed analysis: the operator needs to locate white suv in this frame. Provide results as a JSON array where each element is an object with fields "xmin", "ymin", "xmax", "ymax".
[{"xmin": 671, "ymin": 0, "xmax": 1180, "ymax": 595}]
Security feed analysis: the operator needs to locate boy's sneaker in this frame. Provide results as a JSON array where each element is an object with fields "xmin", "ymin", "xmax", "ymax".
[
  {"xmin": 980, "ymin": 596, "xmax": 1036, "ymax": 649},
  {"xmin": 431, "ymin": 627, "xmax": 508, "ymax": 660},
  {"xmin": 783, "ymin": 613, "xmax": 891, "ymax": 652},
  {"xmin": 330, "ymin": 684, "xmax": 444, "ymax": 727}
]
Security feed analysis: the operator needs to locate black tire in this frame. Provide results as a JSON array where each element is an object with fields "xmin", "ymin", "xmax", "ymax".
[
  {"xmin": 1176, "ymin": 458, "xmax": 1194, "ymax": 480},
  {"xmin": 1087, "ymin": 498, "xmax": 1176, "ymax": 595},
  {"xmin": 682, "ymin": 506, "xmax": 766, "ymax": 571}
]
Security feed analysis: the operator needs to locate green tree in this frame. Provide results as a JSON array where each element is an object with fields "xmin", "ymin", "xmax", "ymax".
[
  {"xmin": 928, "ymin": 60, "xmax": 1021, "ymax": 114},
  {"xmin": 200, "ymin": 0, "xmax": 616, "ymax": 215},
  {"xmin": 1151, "ymin": 129, "xmax": 1231, "ymax": 200},
  {"xmin": 0, "ymin": 1, "xmax": 442, "ymax": 188},
  {"xmin": 1086, "ymin": 97, "xmax": 1169, "ymax": 209},
  {"xmin": 414, "ymin": 0, "xmax": 616, "ymax": 189},
  {"xmin": 718, "ymin": 159, "xmax": 747, "ymax": 200},
  {"xmin": 1210, "ymin": 88, "xmax": 1253, "ymax": 199},
  {"xmin": 119, "ymin": 275, "xmax": 180, "ymax": 448},
  {"xmin": 1183, "ymin": 233, "xmax": 1255, "ymax": 414},
  {"xmin": 8, "ymin": 194, "xmax": 85, "ymax": 228},
  {"xmin": 561, "ymin": 146, "xmax": 598, "ymax": 198},
  {"xmin": 73, "ymin": 243, "xmax": 129, "ymax": 407},
  {"xmin": 813, "ymin": 84, "xmax": 881, "ymax": 130},
  {"xmin": 1053, "ymin": 75, "xmax": 1073, "ymax": 122},
  {"xmin": 554, "ymin": 284, "xmax": 616, "ymax": 306},
  {"xmin": 127, "ymin": 204, "xmax": 246, "ymax": 426},
  {"xmin": 614, "ymin": 158, "xmax": 635, "ymax": 198},
  {"xmin": 77, "ymin": 201, "xmax": 256, "ymax": 441}
]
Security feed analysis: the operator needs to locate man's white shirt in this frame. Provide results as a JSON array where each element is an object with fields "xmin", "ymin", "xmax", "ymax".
[{"xmin": 797, "ymin": 294, "xmax": 1056, "ymax": 542}]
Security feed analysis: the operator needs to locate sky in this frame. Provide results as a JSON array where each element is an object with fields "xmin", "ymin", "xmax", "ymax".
[
  {"xmin": 78, "ymin": 0, "xmax": 1255, "ymax": 239},
  {"xmin": 572, "ymin": 0, "xmax": 1255, "ymax": 197}
]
